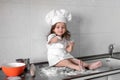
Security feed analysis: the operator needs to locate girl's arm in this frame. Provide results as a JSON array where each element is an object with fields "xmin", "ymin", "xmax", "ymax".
[
  {"xmin": 66, "ymin": 41, "xmax": 74, "ymax": 53},
  {"xmin": 48, "ymin": 36, "xmax": 61, "ymax": 44}
]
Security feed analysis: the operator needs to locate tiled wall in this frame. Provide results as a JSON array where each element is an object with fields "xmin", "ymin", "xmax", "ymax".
[{"xmin": 0, "ymin": 0, "xmax": 120, "ymax": 64}]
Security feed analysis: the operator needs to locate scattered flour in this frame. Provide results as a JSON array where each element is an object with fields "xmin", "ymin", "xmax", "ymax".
[{"xmin": 40, "ymin": 66, "xmax": 99, "ymax": 76}]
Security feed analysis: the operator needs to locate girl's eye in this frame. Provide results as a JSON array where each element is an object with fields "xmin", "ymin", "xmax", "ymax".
[
  {"xmin": 62, "ymin": 26, "xmax": 65, "ymax": 29},
  {"xmin": 56, "ymin": 26, "xmax": 65, "ymax": 29},
  {"xmin": 56, "ymin": 26, "xmax": 60, "ymax": 29}
]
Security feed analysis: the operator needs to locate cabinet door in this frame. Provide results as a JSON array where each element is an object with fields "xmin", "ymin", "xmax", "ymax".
[
  {"xmin": 108, "ymin": 73, "xmax": 120, "ymax": 80},
  {"xmin": 90, "ymin": 76, "xmax": 108, "ymax": 80},
  {"xmin": 71, "ymin": 76, "xmax": 108, "ymax": 80}
]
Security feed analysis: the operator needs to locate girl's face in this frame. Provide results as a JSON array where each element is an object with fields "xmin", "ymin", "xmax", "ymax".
[{"xmin": 53, "ymin": 22, "xmax": 66, "ymax": 36}]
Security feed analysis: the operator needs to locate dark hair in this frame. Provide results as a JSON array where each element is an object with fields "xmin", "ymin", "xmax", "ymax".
[{"xmin": 47, "ymin": 23, "xmax": 71, "ymax": 40}]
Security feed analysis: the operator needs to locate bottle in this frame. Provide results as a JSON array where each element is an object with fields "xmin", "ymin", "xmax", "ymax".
[
  {"xmin": 30, "ymin": 64, "xmax": 36, "ymax": 77},
  {"xmin": 24, "ymin": 58, "xmax": 30, "ymax": 72}
]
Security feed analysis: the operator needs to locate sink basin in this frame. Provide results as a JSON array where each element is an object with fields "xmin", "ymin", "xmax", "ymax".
[{"xmin": 85, "ymin": 58, "xmax": 120, "ymax": 70}]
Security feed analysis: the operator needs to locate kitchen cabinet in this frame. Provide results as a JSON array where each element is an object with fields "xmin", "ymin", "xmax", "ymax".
[
  {"xmin": 108, "ymin": 73, "xmax": 120, "ymax": 80},
  {"xmin": 71, "ymin": 76, "xmax": 108, "ymax": 80},
  {"xmin": 71, "ymin": 78, "xmax": 87, "ymax": 80},
  {"xmin": 91, "ymin": 76, "xmax": 108, "ymax": 80},
  {"xmin": 91, "ymin": 73, "xmax": 120, "ymax": 80}
]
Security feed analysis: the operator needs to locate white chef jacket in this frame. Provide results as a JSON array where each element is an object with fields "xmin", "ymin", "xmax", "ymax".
[{"xmin": 47, "ymin": 34, "xmax": 74, "ymax": 66}]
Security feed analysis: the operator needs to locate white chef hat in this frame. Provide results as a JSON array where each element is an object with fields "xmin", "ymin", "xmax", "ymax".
[{"xmin": 45, "ymin": 9, "xmax": 72, "ymax": 25}]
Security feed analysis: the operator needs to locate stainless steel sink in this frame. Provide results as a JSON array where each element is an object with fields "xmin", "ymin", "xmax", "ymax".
[{"xmin": 86, "ymin": 58, "xmax": 120, "ymax": 70}]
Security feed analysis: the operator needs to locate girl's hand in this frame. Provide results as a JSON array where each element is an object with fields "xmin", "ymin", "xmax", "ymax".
[
  {"xmin": 68, "ymin": 41, "xmax": 74, "ymax": 47},
  {"xmin": 66, "ymin": 40, "xmax": 75, "ymax": 53}
]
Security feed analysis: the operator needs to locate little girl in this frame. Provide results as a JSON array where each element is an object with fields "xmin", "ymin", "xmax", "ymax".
[{"xmin": 45, "ymin": 9, "xmax": 102, "ymax": 71}]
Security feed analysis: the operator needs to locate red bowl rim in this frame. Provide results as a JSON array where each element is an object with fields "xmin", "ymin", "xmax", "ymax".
[{"xmin": 2, "ymin": 62, "xmax": 25, "ymax": 68}]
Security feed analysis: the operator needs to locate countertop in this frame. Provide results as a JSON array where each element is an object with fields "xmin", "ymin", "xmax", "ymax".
[{"xmin": 1, "ymin": 52, "xmax": 120, "ymax": 80}]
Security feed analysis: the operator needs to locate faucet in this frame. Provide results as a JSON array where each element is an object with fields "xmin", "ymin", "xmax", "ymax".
[{"xmin": 108, "ymin": 44, "xmax": 114, "ymax": 57}]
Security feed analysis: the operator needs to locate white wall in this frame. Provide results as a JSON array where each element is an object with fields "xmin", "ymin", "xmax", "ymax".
[{"xmin": 0, "ymin": 0, "xmax": 120, "ymax": 65}]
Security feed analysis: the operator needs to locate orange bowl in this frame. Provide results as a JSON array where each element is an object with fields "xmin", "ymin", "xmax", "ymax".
[{"xmin": 2, "ymin": 62, "xmax": 25, "ymax": 77}]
